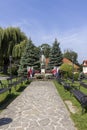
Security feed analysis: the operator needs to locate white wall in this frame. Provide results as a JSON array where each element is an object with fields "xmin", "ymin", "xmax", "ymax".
[{"xmin": 83, "ymin": 67, "xmax": 87, "ymax": 73}]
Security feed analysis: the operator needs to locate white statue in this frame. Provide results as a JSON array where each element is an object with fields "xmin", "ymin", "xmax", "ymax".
[
  {"xmin": 40, "ymin": 48, "xmax": 46, "ymax": 73},
  {"xmin": 41, "ymin": 54, "xmax": 46, "ymax": 65}
]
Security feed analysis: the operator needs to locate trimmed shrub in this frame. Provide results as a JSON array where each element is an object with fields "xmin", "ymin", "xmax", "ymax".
[
  {"xmin": 45, "ymin": 73, "xmax": 53, "ymax": 79},
  {"xmin": 35, "ymin": 74, "xmax": 44, "ymax": 79},
  {"xmin": 74, "ymin": 72, "xmax": 79, "ymax": 81},
  {"xmin": 60, "ymin": 63, "xmax": 72, "ymax": 79}
]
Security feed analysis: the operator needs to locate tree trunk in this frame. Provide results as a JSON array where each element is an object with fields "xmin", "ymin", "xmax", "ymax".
[{"xmin": 3, "ymin": 57, "xmax": 9, "ymax": 74}]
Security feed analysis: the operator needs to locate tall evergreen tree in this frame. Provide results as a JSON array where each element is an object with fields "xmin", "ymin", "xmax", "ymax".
[
  {"xmin": 18, "ymin": 39, "xmax": 40, "ymax": 76},
  {"xmin": 49, "ymin": 39, "xmax": 63, "ymax": 69}
]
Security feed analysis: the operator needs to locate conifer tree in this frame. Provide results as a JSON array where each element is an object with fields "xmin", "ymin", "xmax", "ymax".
[
  {"xmin": 18, "ymin": 39, "xmax": 40, "ymax": 76},
  {"xmin": 49, "ymin": 39, "xmax": 63, "ymax": 69}
]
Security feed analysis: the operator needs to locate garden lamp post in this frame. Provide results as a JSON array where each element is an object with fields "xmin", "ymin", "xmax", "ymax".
[
  {"xmin": 9, "ymin": 56, "xmax": 12, "ymax": 84},
  {"xmin": 72, "ymin": 56, "xmax": 74, "ymax": 83}
]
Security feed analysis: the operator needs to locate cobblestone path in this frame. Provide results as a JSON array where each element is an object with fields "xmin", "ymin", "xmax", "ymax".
[{"xmin": 0, "ymin": 81, "xmax": 76, "ymax": 130}]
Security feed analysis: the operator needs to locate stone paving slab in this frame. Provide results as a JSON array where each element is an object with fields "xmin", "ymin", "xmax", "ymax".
[{"xmin": 0, "ymin": 81, "xmax": 77, "ymax": 130}]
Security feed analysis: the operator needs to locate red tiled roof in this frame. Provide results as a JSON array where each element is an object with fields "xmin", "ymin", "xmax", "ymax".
[
  {"xmin": 62, "ymin": 58, "xmax": 72, "ymax": 65},
  {"xmin": 82, "ymin": 60, "xmax": 87, "ymax": 67},
  {"xmin": 63, "ymin": 58, "xmax": 79, "ymax": 69},
  {"xmin": 45, "ymin": 57, "xmax": 79, "ymax": 69}
]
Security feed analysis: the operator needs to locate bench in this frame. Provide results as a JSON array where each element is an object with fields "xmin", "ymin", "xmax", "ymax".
[
  {"xmin": 63, "ymin": 83, "xmax": 73, "ymax": 91},
  {"xmin": 0, "ymin": 87, "xmax": 12, "ymax": 94},
  {"xmin": 56, "ymin": 78, "xmax": 65, "ymax": 85},
  {"xmin": 7, "ymin": 77, "xmax": 27, "ymax": 91},
  {"xmin": 0, "ymin": 80, "xmax": 6, "ymax": 88},
  {"xmin": 70, "ymin": 89, "xmax": 87, "ymax": 113},
  {"xmin": 0, "ymin": 77, "xmax": 27, "ymax": 94},
  {"xmin": 0, "ymin": 79, "xmax": 11, "ymax": 93},
  {"xmin": 80, "ymin": 82, "xmax": 87, "ymax": 89},
  {"xmin": 56, "ymin": 78, "xmax": 73, "ymax": 91}
]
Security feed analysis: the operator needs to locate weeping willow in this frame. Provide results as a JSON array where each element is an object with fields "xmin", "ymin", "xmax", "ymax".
[
  {"xmin": 0, "ymin": 27, "xmax": 27, "ymax": 57},
  {"xmin": 12, "ymin": 40, "xmax": 27, "ymax": 58},
  {"xmin": 0, "ymin": 27, "xmax": 28, "ymax": 73}
]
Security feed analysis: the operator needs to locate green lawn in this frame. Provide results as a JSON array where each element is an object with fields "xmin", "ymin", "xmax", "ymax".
[{"xmin": 54, "ymin": 80, "xmax": 87, "ymax": 130}]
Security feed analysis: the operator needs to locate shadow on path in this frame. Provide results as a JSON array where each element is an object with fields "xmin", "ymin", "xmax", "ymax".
[
  {"xmin": 0, "ymin": 118, "xmax": 12, "ymax": 126},
  {"xmin": 0, "ymin": 94, "xmax": 18, "ymax": 110}
]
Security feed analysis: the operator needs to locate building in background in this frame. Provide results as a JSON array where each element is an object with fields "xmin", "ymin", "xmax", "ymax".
[
  {"xmin": 82, "ymin": 60, "xmax": 87, "ymax": 74},
  {"xmin": 62, "ymin": 58, "xmax": 79, "ymax": 72}
]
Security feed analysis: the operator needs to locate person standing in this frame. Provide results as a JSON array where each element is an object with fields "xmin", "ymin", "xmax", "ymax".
[
  {"xmin": 32, "ymin": 67, "xmax": 35, "ymax": 77},
  {"xmin": 29, "ymin": 68, "xmax": 32, "ymax": 78},
  {"xmin": 52, "ymin": 67, "xmax": 57, "ymax": 76}
]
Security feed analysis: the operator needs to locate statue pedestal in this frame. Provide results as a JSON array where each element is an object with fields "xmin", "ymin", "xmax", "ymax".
[
  {"xmin": 41, "ymin": 69, "xmax": 45, "ymax": 74},
  {"xmin": 41, "ymin": 62, "xmax": 45, "ymax": 74}
]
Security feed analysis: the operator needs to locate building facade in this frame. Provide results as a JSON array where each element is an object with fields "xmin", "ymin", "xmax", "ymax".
[{"xmin": 82, "ymin": 60, "xmax": 87, "ymax": 74}]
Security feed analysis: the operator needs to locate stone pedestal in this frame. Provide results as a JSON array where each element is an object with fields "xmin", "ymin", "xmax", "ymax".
[{"xmin": 41, "ymin": 68, "xmax": 45, "ymax": 74}]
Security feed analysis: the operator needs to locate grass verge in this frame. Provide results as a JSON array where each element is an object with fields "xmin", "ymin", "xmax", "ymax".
[{"xmin": 54, "ymin": 80, "xmax": 87, "ymax": 130}]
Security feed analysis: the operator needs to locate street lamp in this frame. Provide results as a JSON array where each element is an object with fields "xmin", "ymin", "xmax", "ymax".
[
  {"xmin": 9, "ymin": 56, "xmax": 12, "ymax": 84},
  {"xmin": 72, "ymin": 56, "xmax": 74, "ymax": 83}
]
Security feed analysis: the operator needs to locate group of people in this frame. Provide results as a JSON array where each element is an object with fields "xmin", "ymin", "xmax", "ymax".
[
  {"xmin": 27, "ymin": 66, "xmax": 61, "ymax": 79},
  {"xmin": 27, "ymin": 67, "xmax": 35, "ymax": 79},
  {"xmin": 52, "ymin": 67, "xmax": 61, "ymax": 78}
]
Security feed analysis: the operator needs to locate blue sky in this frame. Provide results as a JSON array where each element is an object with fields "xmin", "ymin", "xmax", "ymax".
[{"xmin": 0, "ymin": 0, "xmax": 87, "ymax": 63}]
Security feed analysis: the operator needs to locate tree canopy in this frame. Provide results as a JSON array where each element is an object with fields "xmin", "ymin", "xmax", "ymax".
[
  {"xmin": 0, "ymin": 27, "xmax": 28, "ymax": 73},
  {"xmin": 1, "ymin": 27, "xmax": 27, "ymax": 58},
  {"xmin": 63, "ymin": 49, "xmax": 78, "ymax": 64}
]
